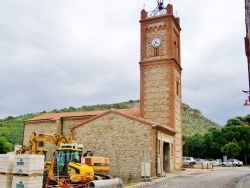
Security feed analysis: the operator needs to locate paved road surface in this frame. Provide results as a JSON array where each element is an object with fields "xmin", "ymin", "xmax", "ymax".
[
  {"xmin": 236, "ymin": 175, "xmax": 250, "ymax": 188},
  {"xmin": 126, "ymin": 167, "xmax": 250, "ymax": 188}
]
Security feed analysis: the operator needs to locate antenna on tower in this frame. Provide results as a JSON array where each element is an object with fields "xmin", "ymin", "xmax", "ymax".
[{"xmin": 149, "ymin": 0, "xmax": 166, "ymax": 17}]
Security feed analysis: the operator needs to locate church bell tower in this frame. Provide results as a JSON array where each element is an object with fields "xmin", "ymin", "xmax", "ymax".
[{"xmin": 139, "ymin": 1, "xmax": 182, "ymax": 169}]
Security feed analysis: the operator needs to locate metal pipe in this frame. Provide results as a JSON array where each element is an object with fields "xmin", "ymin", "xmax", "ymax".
[
  {"xmin": 89, "ymin": 178, "xmax": 123, "ymax": 188},
  {"xmin": 156, "ymin": 126, "xmax": 158, "ymax": 176},
  {"xmin": 247, "ymin": 58, "xmax": 250, "ymax": 101},
  {"xmin": 245, "ymin": 0, "xmax": 250, "ymax": 101}
]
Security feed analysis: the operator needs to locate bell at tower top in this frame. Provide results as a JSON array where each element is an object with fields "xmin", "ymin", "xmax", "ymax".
[
  {"xmin": 141, "ymin": 0, "xmax": 176, "ymax": 19},
  {"xmin": 149, "ymin": 0, "xmax": 173, "ymax": 17}
]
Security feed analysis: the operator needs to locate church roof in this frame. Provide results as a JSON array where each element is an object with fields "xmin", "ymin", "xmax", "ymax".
[
  {"xmin": 25, "ymin": 108, "xmax": 140, "ymax": 122},
  {"xmin": 25, "ymin": 107, "xmax": 175, "ymax": 134},
  {"xmin": 72, "ymin": 109, "xmax": 176, "ymax": 135}
]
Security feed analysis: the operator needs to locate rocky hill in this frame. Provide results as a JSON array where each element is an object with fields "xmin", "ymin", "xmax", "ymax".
[{"xmin": 182, "ymin": 103, "xmax": 221, "ymax": 137}]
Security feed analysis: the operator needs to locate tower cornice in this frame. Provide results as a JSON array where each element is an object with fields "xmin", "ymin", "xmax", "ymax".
[
  {"xmin": 139, "ymin": 58, "xmax": 182, "ymax": 71},
  {"xmin": 140, "ymin": 14, "xmax": 181, "ymax": 32}
]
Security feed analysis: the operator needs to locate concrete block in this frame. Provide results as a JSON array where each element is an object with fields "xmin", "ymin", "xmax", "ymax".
[
  {"xmin": 0, "ymin": 154, "xmax": 15, "ymax": 173},
  {"xmin": 12, "ymin": 175, "xmax": 43, "ymax": 188},
  {"xmin": 0, "ymin": 174, "xmax": 13, "ymax": 188},
  {"xmin": 13, "ymin": 155, "xmax": 44, "ymax": 175}
]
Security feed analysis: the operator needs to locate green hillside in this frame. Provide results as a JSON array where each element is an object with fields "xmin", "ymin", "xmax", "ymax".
[
  {"xmin": 0, "ymin": 100, "xmax": 221, "ymax": 145},
  {"xmin": 182, "ymin": 103, "xmax": 221, "ymax": 137}
]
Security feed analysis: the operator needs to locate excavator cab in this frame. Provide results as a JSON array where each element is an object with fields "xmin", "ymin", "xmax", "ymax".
[
  {"xmin": 56, "ymin": 144, "xmax": 83, "ymax": 176},
  {"xmin": 46, "ymin": 143, "xmax": 94, "ymax": 187}
]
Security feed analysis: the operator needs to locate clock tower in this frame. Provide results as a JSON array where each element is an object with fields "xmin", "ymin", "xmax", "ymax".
[{"xmin": 140, "ymin": 3, "xmax": 182, "ymax": 169}]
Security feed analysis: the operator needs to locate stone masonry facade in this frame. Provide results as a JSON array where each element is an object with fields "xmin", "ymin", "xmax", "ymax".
[
  {"xmin": 72, "ymin": 111, "xmax": 175, "ymax": 181},
  {"xmin": 24, "ymin": 109, "xmax": 176, "ymax": 182},
  {"xmin": 23, "ymin": 117, "xmax": 90, "ymax": 159}
]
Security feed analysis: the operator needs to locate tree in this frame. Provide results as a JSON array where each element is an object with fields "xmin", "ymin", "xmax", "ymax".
[
  {"xmin": 0, "ymin": 136, "xmax": 13, "ymax": 154},
  {"xmin": 183, "ymin": 133, "xmax": 205, "ymax": 157},
  {"xmin": 203, "ymin": 132, "xmax": 215, "ymax": 158},
  {"xmin": 221, "ymin": 140, "xmax": 241, "ymax": 159},
  {"xmin": 244, "ymin": 114, "xmax": 250, "ymax": 126},
  {"xmin": 225, "ymin": 118, "xmax": 244, "ymax": 127}
]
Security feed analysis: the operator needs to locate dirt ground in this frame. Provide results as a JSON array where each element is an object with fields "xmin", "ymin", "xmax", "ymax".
[{"xmin": 125, "ymin": 166, "xmax": 250, "ymax": 188}]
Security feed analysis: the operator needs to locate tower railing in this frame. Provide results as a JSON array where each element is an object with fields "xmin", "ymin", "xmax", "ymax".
[{"xmin": 148, "ymin": 9, "xmax": 167, "ymax": 17}]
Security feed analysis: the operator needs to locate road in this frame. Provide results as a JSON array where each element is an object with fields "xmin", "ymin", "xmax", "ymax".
[
  {"xmin": 126, "ymin": 167, "xmax": 250, "ymax": 188},
  {"xmin": 236, "ymin": 175, "xmax": 250, "ymax": 188}
]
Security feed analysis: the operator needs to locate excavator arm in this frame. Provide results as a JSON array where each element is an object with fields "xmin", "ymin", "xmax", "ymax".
[
  {"xmin": 17, "ymin": 132, "xmax": 77, "ymax": 154},
  {"xmin": 29, "ymin": 132, "xmax": 60, "ymax": 154},
  {"xmin": 57, "ymin": 136, "xmax": 76, "ymax": 146}
]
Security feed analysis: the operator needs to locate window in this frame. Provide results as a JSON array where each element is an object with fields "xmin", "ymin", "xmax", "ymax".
[
  {"xmin": 38, "ymin": 141, "xmax": 44, "ymax": 147},
  {"xmin": 176, "ymin": 81, "xmax": 179, "ymax": 95},
  {"xmin": 154, "ymin": 47, "xmax": 159, "ymax": 56},
  {"xmin": 174, "ymin": 40, "xmax": 180, "ymax": 60}
]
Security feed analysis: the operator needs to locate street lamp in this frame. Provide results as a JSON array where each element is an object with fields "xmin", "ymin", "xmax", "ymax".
[
  {"xmin": 243, "ymin": 90, "xmax": 250, "ymax": 106},
  {"xmin": 242, "ymin": 39, "xmax": 250, "ymax": 106},
  {"xmin": 244, "ymin": 99, "xmax": 250, "ymax": 106},
  {"xmin": 243, "ymin": 0, "xmax": 250, "ymax": 106}
]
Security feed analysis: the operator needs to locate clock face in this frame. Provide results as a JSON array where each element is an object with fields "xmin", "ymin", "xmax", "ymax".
[{"xmin": 151, "ymin": 38, "xmax": 161, "ymax": 48}]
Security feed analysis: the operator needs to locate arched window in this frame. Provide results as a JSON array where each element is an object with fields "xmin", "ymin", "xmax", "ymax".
[
  {"xmin": 154, "ymin": 47, "xmax": 159, "ymax": 56},
  {"xmin": 176, "ymin": 80, "xmax": 179, "ymax": 96}
]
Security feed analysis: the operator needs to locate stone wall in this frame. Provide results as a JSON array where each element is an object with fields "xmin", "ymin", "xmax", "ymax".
[
  {"xmin": 140, "ymin": 64, "xmax": 170, "ymax": 126},
  {"xmin": 173, "ymin": 69, "xmax": 183, "ymax": 169},
  {"xmin": 62, "ymin": 118, "xmax": 90, "ymax": 137},
  {"xmin": 23, "ymin": 112, "xmax": 177, "ymax": 181},
  {"xmin": 23, "ymin": 121, "xmax": 61, "ymax": 146},
  {"xmin": 72, "ymin": 112, "xmax": 154, "ymax": 182},
  {"xmin": 23, "ymin": 121, "xmax": 61, "ymax": 159}
]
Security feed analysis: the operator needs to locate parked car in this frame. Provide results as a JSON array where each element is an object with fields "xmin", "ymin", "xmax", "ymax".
[
  {"xmin": 222, "ymin": 159, "xmax": 243, "ymax": 167},
  {"xmin": 215, "ymin": 159, "xmax": 222, "ymax": 166},
  {"xmin": 194, "ymin": 158, "xmax": 203, "ymax": 164},
  {"xmin": 182, "ymin": 157, "xmax": 197, "ymax": 164},
  {"xmin": 194, "ymin": 158, "xmax": 210, "ymax": 165}
]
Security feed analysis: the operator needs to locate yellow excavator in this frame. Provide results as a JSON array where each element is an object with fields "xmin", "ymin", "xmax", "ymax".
[{"xmin": 16, "ymin": 132, "xmax": 110, "ymax": 188}]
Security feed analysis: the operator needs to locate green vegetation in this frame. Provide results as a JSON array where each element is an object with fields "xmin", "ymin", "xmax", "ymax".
[
  {"xmin": 0, "ymin": 116, "xmax": 25, "ymax": 145},
  {"xmin": 0, "ymin": 136, "xmax": 13, "ymax": 154},
  {"xmin": 0, "ymin": 100, "xmax": 217, "ymax": 147},
  {"xmin": 1, "ymin": 99, "xmax": 248, "ymax": 162},
  {"xmin": 184, "ymin": 116, "xmax": 250, "ymax": 163},
  {"xmin": 52, "ymin": 100, "xmax": 140, "ymax": 113},
  {"xmin": 0, "ymin": 100, "xmax": 140, "ymax": 148},
  {"xmin": 221, "ymin": 140, "xmax": 241, "ymax": 159},
  {"xmin": 182, "ymin": 103, "xmax": 221, "ymax": 137}
]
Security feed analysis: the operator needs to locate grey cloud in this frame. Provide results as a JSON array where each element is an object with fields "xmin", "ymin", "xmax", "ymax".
[{"xmin": 0, "ymin": 0, "xmax": 248, "ymax": 126}]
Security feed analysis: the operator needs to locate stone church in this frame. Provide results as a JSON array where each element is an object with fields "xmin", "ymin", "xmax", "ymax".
[{"xmin": 23, "ymin": 3, "xmax": 182, "ymax": 181}]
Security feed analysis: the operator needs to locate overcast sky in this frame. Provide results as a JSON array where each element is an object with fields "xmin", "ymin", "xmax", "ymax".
[{"xmin": 0, "ymin": 0, "xmax": 248, "ymax": 126}]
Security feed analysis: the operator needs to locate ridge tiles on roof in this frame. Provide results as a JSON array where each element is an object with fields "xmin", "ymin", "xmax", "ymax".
[{"xmin": 26, "ymin": 108, "xmax": 140, "ymax": 121}]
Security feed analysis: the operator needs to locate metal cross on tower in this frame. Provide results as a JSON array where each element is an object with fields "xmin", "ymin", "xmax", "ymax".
[{"xmin": 150, "ymin": 0, "xmax": 166, "ymax": 17}]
